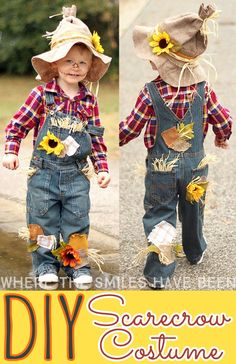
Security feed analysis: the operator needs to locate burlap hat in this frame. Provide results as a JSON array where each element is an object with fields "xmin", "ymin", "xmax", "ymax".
[
  {"xmin": 133, "ymin": 4, "xmax": 218, "ymax": 86},
  {"xmin": 32, "ymin": 5, "xmax": 111, "ymax": 83}
]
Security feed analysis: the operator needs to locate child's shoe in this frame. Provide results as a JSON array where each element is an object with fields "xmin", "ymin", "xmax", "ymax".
[
  {"xmin": 189, "ymin": 249, "xmax": 207, "ymax": 265},
  {"xmin": 72, "ymin": 267, "xmax": 93, "ymax": 290},
  {"xmin": 38, "ymin": 273, "xmax": 59, "ymax": 283},
  {"xmin": 38, "ymin": 272, "xmax": 59, "ymax": 290}
]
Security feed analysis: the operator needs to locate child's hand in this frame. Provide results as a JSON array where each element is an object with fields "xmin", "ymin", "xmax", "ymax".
[
  {"xmin": 97, "ymin": 172, "xmax": 111, "ymax": 188},
  {"xmin": 214, "ymin": 138, "xmax": 229, "ymax": 149},
  {"xmin": 2, "ymin": 154, "xmax": 19, "ymax": 170}
]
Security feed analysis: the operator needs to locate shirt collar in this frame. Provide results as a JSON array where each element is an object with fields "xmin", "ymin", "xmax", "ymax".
[{"xmin": 44, "ymin": 78, "xmax": 94, "ymax": 100}]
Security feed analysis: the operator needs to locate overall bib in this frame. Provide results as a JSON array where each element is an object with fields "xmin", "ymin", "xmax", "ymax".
[
  {"xmin": 143, "ymin": 81, "xmax": 208, "ymax": 286},
  {"xmin": 26, "ymin": 91, "xmax": 104, "ymax": 277}
]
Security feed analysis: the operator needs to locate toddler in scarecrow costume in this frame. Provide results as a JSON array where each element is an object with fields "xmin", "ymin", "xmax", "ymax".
[
  {"xmin": 3, "ymin": 5, "xmax": 112, "ymax": 289},
  {"xmin": 119, "ymin": 4, "xmax": 232, "ymax": 289}
]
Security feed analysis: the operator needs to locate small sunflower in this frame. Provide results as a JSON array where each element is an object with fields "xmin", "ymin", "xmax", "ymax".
[
  {"xmin": 38, "ymin": 130, "xmax": 64, "ymax": 156},
  {"xmin": 149, "ymin": 30, "xmax": 174, "ymax": 55},
  {"xmin": 186, "ymin": 177, "xmax": 208, "ymax": 204},
  {"xmin": 60, "ymin": 245, "xmax": 81, "ymax": 268},
  {"xmin": 91, "ymin": 31, "xmax": 104, "ymax": 53}
]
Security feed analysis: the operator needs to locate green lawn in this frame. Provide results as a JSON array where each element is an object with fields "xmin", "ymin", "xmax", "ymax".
[{"xmin": 0, "ymin": 75, "xmax": 118, "ymax": 156}]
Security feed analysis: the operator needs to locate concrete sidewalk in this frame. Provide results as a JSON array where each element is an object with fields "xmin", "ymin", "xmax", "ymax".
[{"xmin": 120, "ymin": 0, "xmax": 236, "ymax": 290}]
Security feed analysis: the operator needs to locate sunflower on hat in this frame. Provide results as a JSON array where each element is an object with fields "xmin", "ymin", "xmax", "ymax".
[{"xmin": 149, "ymin": 30, "xmax": 174, "ymax": 55}]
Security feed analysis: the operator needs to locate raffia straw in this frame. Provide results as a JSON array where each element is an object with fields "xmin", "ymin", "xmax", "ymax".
[
  {"xmin": 200, "ymin": 9, "xmax": 221, "ymax": 39},
  {"xmin": 152, "ymin": 154, "xmax": 179, "ymax": 172},
  {"xmin": 95, "ymin": 81, "xmax": 100, "ymax": 97},
  {"xmin": 197, "ymin": 154, "xmax": 218, "ymax": 169},
  {"xmin": 128, "ymin": 245, "xmax": 170, "ymax": 270},
  {"xmin": 134, "ymin": 162, "xmax": 146, "ymax": 177},
  {"xmin": 81, "ymin": 163, "xmax": 95, "ymax": 179},
  {"xmin": 27, "ymin": 167, "xmax": 38, "ymax": 178},
  {"xmin": 18, "ymin": 227, "xmax": 30, "ymax": 241},
  {"xmin": 88, "ymin": 249, "xmax": 104, "ymax": 273}
]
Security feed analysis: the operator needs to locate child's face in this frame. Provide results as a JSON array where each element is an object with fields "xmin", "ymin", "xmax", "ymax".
[{"xmin": 55, "ymin": 45, "xmax": 92, "ymax": 86}]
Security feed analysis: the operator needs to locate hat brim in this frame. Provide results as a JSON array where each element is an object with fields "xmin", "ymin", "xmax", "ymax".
[
  {"xmin": 133, "ymin": 25, "xmax": 206, "ymax": 86},
  {"xmin": 32, "ymin": 39, "xmax": 112, "ymax": 82}
]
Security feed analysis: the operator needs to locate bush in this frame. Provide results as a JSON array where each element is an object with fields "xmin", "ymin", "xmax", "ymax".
[{"xmin": 0, "ymin": 0, "xmax": 118, "ymax": 79}]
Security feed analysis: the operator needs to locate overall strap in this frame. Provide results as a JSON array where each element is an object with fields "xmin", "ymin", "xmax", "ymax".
[
  {"xmin": 146, "ymin": 81, "xmax": 161, "ymax": 130},
  {"xmin": 195, "ymin": 81, "xmax": 205, "ymax": 102},
  {"xmin": 45, "ymin": 91, "xmax": 55, "ymax": 106}
]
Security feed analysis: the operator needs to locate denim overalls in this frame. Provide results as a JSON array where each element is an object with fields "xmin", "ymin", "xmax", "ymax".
[
  {"xmin": 143, "ymin": 81, "xmax": 208, "ymax": 286},
  {"xmin": 26, "ymin": 91, "xmax": 104, "ymax": 277}
]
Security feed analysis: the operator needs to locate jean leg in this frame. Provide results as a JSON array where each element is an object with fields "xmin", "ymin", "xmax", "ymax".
[
  {"xmin": 179, "ymin": 194, "xmax": 207, "ymax": 262},
  {"xmin": 27, "ymin": 169, "xmax": 61, "ymax": 276},
  {"xmin": 143, "ymin": 190, "xmax": 178, "ymax": 285}
]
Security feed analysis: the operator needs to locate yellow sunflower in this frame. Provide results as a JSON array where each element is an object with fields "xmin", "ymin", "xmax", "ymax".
[
  {"xmin": 38, "ymin": 130, "xmax": 64, "ymax": 156},
  {"xmin": 91, "ymin": 31, "xmax": 104, "ymax": 53},
  {"xmin": 186, "ymin": 177, "xmax": 208, "ymax": 204},
  {"xmin": 149, "ymin": 31, "xmax": 174, "ymax": 55}
]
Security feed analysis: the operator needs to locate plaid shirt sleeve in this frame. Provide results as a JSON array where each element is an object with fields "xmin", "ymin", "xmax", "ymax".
[
  {"xmin": 5, "ymin": 86, "xmax": 44, "ymax": 155},
  {"xmin": 206, "ymin": 85, "xmax": 232, "ymax": 141},
  {"xmin": 119, "ymin": 85, "xmax": 155, "ymax": 146},
  {"xmin": 88, "ymin": 98, "xmax": 109, "ymax": 173}
]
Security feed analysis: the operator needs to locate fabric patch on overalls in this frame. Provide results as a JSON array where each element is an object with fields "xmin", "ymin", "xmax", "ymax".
[
  {"xmin": 148, "ymin": 220, "xmax": 176, "ymax": 245},
  {"xmin": 38, "ymin": 130, "xmax": 64, "ymax": 156},
  {"xmin": 60, "ymin": 135, "xmax": 80, "ymax": 157},
  {"xmin": 147, "ymin": 221, "xmax": 176, "ymax": 265},
  {"xmin": 37, "ymin": 235, "xmax": 57, "ymax": 250},
  {"xmin": 18, "ymin": 224, "xmax": 46, "ymax": 253},
  {"xmin": 186, "ymin": 176, "xmax": 208, "ymax": 203},
  {"xmin": 161, "ymin": 122, "xmax": 194, "ymax": 152}
]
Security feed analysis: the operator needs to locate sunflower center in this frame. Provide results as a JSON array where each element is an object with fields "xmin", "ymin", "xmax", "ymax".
[
  {"xmin": 66, "ymin": 253, "xmax": 75, "ymax": 260},
  {"xmin": 48, "ymin": 139, "xmax": 58, "ymax": 148},
  {"xmin": 159, "ymin": 38, "xmax": 168, "ymax": 49}
]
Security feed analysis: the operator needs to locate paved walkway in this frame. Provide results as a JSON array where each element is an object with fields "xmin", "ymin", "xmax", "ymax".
[{"xmin": 120, "ymin": 0, "xmax": 236, "ymax": 290}]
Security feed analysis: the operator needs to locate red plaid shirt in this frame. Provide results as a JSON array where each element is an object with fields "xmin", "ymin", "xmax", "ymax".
[
  {"xmin": 5, "ymin": 79, "xmax": 108, "ymax": 173},
  {"xmin": 120, "ymin": 76, "xmax": 232, "ymax": 148}
]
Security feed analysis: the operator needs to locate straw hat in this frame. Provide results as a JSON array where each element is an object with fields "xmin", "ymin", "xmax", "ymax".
[
  {"xmin": 32, "ymin": 5, "xmax": 112, "ymax": 82},
  {"xmin": 133, "ymin": 4, "xmax": 218, "ymax": 86}
]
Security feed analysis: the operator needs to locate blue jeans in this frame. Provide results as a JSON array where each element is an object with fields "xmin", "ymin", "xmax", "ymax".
[{"xmin": 27, "ymin": 160, "xmax": 90, "ymax": 276}]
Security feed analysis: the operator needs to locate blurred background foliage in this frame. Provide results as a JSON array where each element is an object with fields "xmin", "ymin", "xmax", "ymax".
[{"xmin": 0, "ymin": 0, "xmax": 118, "ymax": 80}]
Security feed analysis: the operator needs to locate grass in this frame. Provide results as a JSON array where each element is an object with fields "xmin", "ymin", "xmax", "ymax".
[{"xmin": 0, "ymin": 75, "xmax": 118, "ymax": 157}]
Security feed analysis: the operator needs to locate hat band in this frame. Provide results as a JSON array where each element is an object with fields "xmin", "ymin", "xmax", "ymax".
[{"xmin": 51, "ymin": 33, "xmax": 92, "ymax": 49}]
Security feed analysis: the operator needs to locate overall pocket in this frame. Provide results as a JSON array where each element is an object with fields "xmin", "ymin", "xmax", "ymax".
[
  {"xmin": 70, "ymin": 171, "xmax": 91, "ymax": 218},
  {"xmin": 27, "ymin": 168, "xmax": 51, "ymax": 216},
  {"xmin": 145, "ymin": 169, "xmax": 176, "ymax": 205}
]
